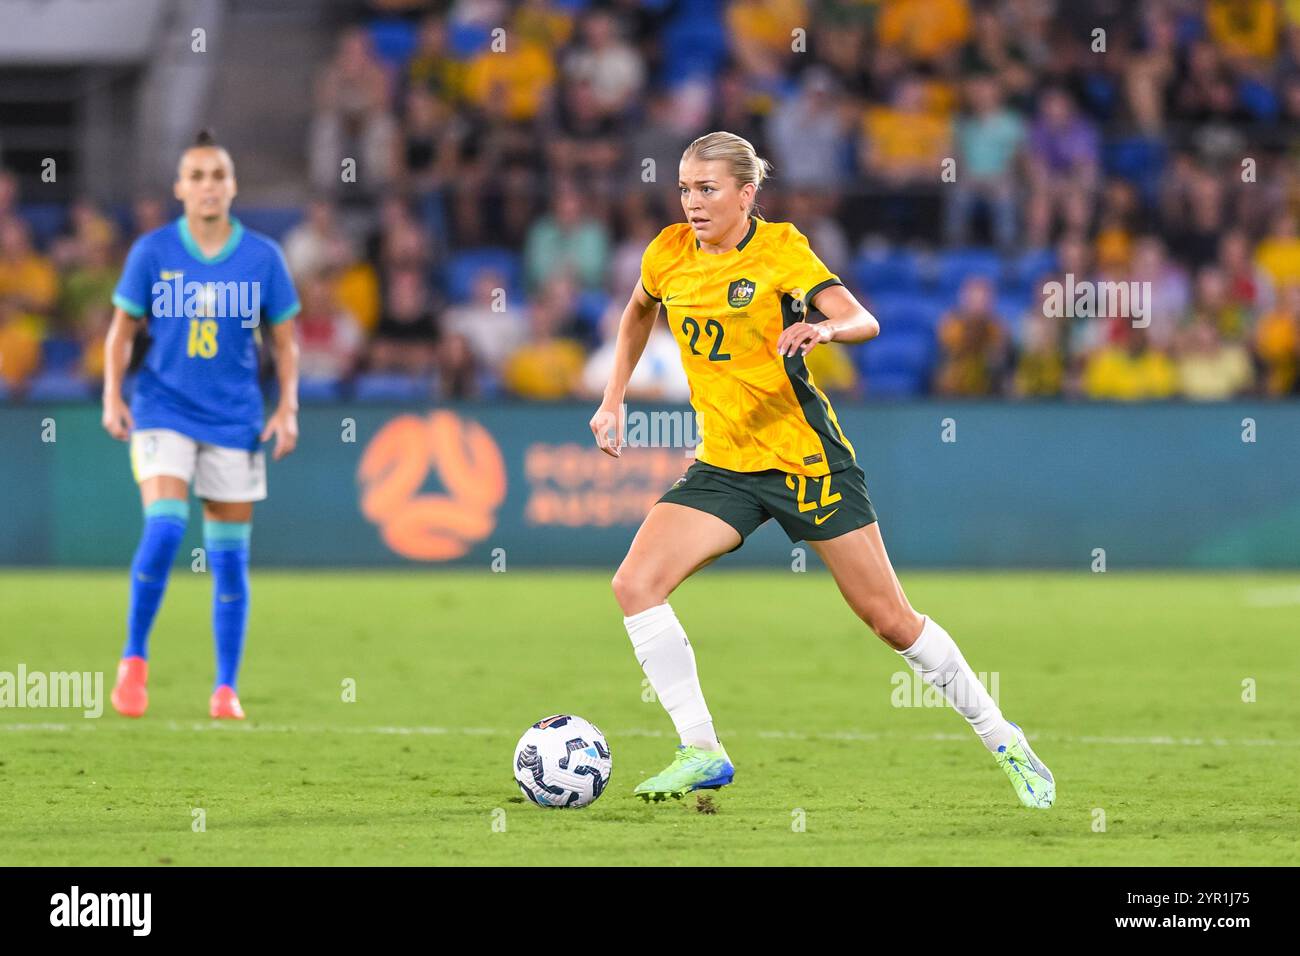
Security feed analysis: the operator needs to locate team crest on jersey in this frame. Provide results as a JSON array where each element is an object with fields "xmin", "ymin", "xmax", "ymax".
[{"xmin": 727, "ymin": 278, "xmax": 755, "ymax": 308}]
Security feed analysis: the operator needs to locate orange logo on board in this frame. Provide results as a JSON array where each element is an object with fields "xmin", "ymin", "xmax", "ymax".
[{"xmin": 357, "ymin": 412, "xmax": 507, "ymax": 561}]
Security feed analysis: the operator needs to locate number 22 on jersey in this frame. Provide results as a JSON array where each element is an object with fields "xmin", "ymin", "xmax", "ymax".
[{"xmin": 680, "ymin": 315, "xmax": 731, "ymax": 361}]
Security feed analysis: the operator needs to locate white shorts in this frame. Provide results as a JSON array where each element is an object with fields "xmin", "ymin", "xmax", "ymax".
[{"xmin": 130, "ymin": 428, "xmax": 267, "ymax": 502}]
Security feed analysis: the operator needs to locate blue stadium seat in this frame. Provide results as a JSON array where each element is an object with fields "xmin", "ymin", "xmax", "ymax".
[
  {"xmin": 936, "ymin": 248, "xmax": 1004, "ymax": 293},
  {"xmin": 444, "ymin": 248, "xmax": 522, "ymax": 305},
  {"xmin": 40, "ymin": 337, "xmax": 82, "ymax": 372},
  {"xmin": 868, "ymin": 291, "xmax": 945, "ymax": 329},
  {"xmin": 25, "ymin": 370, "xmax": 91, "ymax": 402},
  {"xmin": 996, "ymin": 293, "xmax": 1034, "ymax": 335},
  {"xmin": 574, "ymin": 289, "xmax": 610, "ymax": 343},
  {"xmin": 368, "ymin": 19, "xmax": 418, "ymax": 68},
  {"xmin": 660, "ymin": 1, "xmax": 728, "ymax": 83},
  {"xmin": 476, "ymin": 369, "xmax": 505, "ymax": 400},
  {"xmin": 448, "ymin": 21, "xmax": 492, "ymax": 59},
  {"xmin": 859, "ymin": 330, "xmax": 935, "ymax": 377},
  {"xmin": 18, "ymin": 204, "xmax": 68, "ymax": 249},
  {"xmin": 299, "ymin": 379, "xmax": 343, "ymax": 403},
  {"xmin": 1104, "ymin": 136, "xmax": 1166, "ymax": 205},
  {"xmin": 353, "ymin": 373, "xmax": 430, "ymax": 402},
  {"xmin": 879, "ymin": 310, "xmax": 934, "ymax": 341},
  {"xmin": 1010, "ymin": 247, "xmax": 1057, "ymax": 289},
  {"xmin": 236, "ymin": 208, "xmax": 303, "ymax": 242},
  {"xmin": 857, "ymin": 249, "xmax": 923, "ymax": 294},
  {"xmin": 864, "ymin": 370, "xmax": 926, "ymax": 398},
  {"xmin": 1082, "ymin": 73, "xmax": 1119, "ymax": 121},
  {"xmin": 1238, "ymin": 78, "xmax": 1279, "ymax": 122}
]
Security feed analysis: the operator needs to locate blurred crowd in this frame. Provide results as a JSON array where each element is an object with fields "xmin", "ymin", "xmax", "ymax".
[{"xmin": 3, "ymin": 0, "xmax": 1300, "ymax": 401}]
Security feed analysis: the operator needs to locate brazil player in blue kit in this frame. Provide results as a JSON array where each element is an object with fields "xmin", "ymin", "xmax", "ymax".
[{"xmin": 102, "ymin": 131, "xmax": 300, "ymax": 719}]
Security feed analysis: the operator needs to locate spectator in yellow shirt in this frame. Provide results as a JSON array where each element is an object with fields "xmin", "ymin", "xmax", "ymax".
[
  {"xmin": 1013, "ymin": 311, "xmax": 1066, "ymax": 398},
  {"xmin": 1082, "ymin": 327, "xmax": 1178, "ymax": 400},
  {"xmin": 1175, "ymin": 319, "xmax": 1254, "ymax": 399},
  {"xmin": 0, "ymin": 218, "xmax": 58, "ymax": 315},
  {"xmin": 727, "ymin": 0, "xmax": 808, "ymax": 82},
  {"xmin": 1206, "ymin": 0, "xmax": 1279, "ymax": 61},
  {"xmin": 464, "ymin": 36, "xmax": 556, "ymax": 123},
  {"xmin": 861, "ymin": 75, "xmax": 952, "ymax": 187},
  {"xmin": 1254, "ymin": 211, "xmax": 1300, "ymax": 289},
  {"xmin": 406, "ymin": 15, "xmax": 467, "ymax": 103},
  {"xmin": 504, "ymin": 276, "xmax": 586, "ymax": 400},
  {"xmin": 877, "ymin": 0, "xmax": 972, "ymax": 65},
  {"xmin": 1254, "ymin": 283, "xmax": 1300, "ymax": 395},
  {"xmin": 0, "ymin": 301, "xmax": 42, "ymax": 389},
  {"xmin": 934, "ymin": 277, "xmax": 1008, "ymax": 396}
]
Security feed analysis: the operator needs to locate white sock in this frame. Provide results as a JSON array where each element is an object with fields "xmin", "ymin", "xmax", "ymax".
[
  {"xmin": 898, "ymin": 615, "xmax": 1014, "ymax": 753},
  {"xmin": 623, "ymin": 603, "xmax": 720, "ymax": 751}
]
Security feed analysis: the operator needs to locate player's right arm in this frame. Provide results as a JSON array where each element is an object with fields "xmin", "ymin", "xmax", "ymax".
[
  {"xmin": 104, "ymin": 234, "xmax": 154, "ymax": 440},
  {"xmin": 588, "ymin": 279, "xmax": 660, "ymax": 458},
  {"xmin": 101, "ymin": 307, "xmax": 139, "ymax": 440}
]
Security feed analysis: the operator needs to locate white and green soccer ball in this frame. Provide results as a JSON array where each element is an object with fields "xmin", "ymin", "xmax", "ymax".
[{"xmin": 513, "ymin": 715, "xmax": 612, "ymax": 808}]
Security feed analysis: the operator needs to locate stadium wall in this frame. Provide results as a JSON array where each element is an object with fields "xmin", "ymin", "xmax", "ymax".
[{"xmin": 2, "ymin": 403, "xmax": 1296, "ymax": 569}]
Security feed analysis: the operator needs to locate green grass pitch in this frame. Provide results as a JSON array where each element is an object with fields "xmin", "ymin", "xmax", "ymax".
[{"xmin": 1, "ymin": 569, "xmax": 1297, "ymax": 866}]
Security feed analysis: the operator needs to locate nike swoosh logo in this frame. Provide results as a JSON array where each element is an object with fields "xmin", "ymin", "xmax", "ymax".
[{"xmin": 814, "ymin": 509, "xmax": 839, "ymax": 525}]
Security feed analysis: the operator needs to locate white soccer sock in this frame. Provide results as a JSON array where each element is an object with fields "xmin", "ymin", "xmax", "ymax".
[
  {"xmin": 623, "ymin": 603, "xmax": 720, "ymax": 751},
  {"xmin": 898, "ymin": 615, "xmax": 1014, "ymax": 753}
]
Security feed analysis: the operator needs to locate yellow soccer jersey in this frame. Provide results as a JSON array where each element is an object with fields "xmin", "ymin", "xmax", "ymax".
[{"xmin": 640, "ymin": 217, "xmax": 856, "ymax": 477}]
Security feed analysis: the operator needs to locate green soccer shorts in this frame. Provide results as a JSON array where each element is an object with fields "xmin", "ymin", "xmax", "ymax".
[{"xmin": 657, "ymin": 459, "xmax": 878, "ymax": 546}]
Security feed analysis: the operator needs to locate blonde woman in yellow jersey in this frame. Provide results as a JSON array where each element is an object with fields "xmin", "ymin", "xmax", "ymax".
[{"xmin": 589, "ymin": 132, "xmax": 1055, "ymax": 809}]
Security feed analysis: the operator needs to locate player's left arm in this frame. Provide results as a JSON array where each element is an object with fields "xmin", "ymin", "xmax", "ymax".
[
  {"xmin": 259, "ymin": 243, "xmax": 301, "ymax": 460},
  {"xmin": 261, "ymin": 318, "xmax": 300, "ymax": 460},
  {"xmin": 777, "ymin": 284, "xmax": 880, "ymax": 358}
]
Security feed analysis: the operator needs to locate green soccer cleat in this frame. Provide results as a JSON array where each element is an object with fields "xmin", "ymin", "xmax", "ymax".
[
  {"xmin": 634, "ymin": 744, "xmax": 735, "ymax": 801},
  {"xmin": 995, "ymin": 721, "xmax": 1056, "ymax": 809}
]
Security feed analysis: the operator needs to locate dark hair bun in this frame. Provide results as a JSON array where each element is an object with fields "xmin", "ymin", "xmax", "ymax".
[{"xmin": 194, "ymin": 128, "xmax": 218, "ymax": 147}]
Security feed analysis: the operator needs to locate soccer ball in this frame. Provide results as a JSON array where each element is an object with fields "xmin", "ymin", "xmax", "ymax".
[{"xmin": 513, "ymin": 714, "xmax": 612, "ymax": 808}]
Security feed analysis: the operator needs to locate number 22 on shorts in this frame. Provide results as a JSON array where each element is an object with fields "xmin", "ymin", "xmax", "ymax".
[{"xmin": 785, "ymin": 473, "xmax": 842, "ymax": 513}]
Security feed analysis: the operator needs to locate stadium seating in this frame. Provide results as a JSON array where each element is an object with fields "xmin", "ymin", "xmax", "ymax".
[
  {"xmin": 443, "ymin": 248, "xmax": 523, "ymax": 305},
  {"xmin": 936, "ymin": 248, "xmax": 1004, "ymax": 294},
  {"xmin": 659, "ymin": 1, "xmax": 728, "ymax": 84},
  {"xmin": 863, "ymin": 369, "xmax": 927, "ymax": 398},
  {"xmin": 235, "ymin": 208, "xmax": 304, "ymax": 242},
  {"xmin": 40, "ymin": 337, "xmax": 82, "ymax": 372},
  {"xmin": 25, "ymin": 369, "xmax": 92, "ymax": 401},
  {"xmin": 856, "ymin": 248, "xmax": 925, "ymax": 295},
  {"xmin": 1103, "ymin": 136, "xmax": 1167, "ymax": 206},
  {"xmin": 18, "ymin": 204, "xmax": 69, "ymax": 248},
  {"xmin": 299, "ymin": 379, "xmax": 344, "ymax": 403},
  {"xmin": 353, "ymin": 372, "xmax": 431, "ymax": 402},
  {"xmin": 573, "ymin": 289, "xmax": 610, "ymax": 343},
  {"xmin": 447, "ymin": 20, "xmax": 492, "ymax": 58},
  {"xmin": 367, "ymin": 19, "xmax": 418, "ymax": 68}
]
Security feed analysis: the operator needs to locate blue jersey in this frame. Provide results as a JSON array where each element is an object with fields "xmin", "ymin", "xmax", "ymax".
[{"xmin": 112, "ymin": 216, "xmax": 300, "ymax": 451}]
